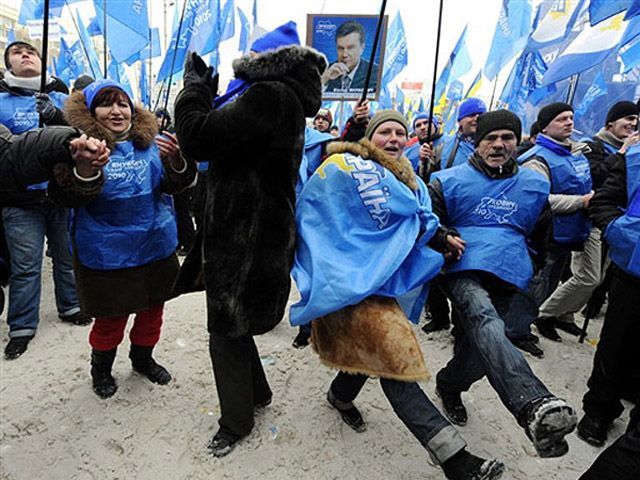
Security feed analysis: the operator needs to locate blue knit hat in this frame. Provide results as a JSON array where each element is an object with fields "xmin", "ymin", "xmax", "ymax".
[
  {"xmin": 83, "ymin": 79, "xmax": 133, "ymax": 113},
  {"xmin": 412, "ymin": 112, "xmax": 439, "ymax": 131},
  {"xmin": 251, "ymin": 21, "xmax": 300, "ymax": 53},
  {"xmin": 457, "ymin": 97, "xmax": 487, "ymax": 121}
]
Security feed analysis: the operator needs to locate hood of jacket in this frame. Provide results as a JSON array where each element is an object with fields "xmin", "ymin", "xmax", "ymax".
[
  {"xmin": 232, "ymin": 45, "xmax": 327, "ymax": 118},
  {"xmin": 63, "ymin": 90, "xmax": 158, "ymax": 151},
  {"xmin": 326, "ymin": 139, "xmax": 418, "ymax": 191}
]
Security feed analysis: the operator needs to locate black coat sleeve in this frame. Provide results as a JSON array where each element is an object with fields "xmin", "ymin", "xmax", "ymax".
[
  {"xmin": 0, "ymin": 124, "xmax": 81, "ymax": 190},
  {"xmin": 341, "ymin": 116, "xmax": 367, "ymax": 142},
  {"xmin": 589, "ymin": 155, "xmax": 627, "ymax": 232},
  {"xmin": 528, "ymin": 202, "xmax": 552, "ymax": 272}
]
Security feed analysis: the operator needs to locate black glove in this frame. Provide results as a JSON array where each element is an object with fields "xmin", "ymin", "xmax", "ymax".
[
  {"xmin": 35, "ymin": 93, "xmax": 57, "ymax": 122},
  {"xmin": 183, "ymin": 51, "xmax": 219, "ymax": 96}
]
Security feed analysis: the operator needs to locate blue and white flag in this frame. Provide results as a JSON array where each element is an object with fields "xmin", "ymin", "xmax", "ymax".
[
  {"xmin": 542, "ymin": 13, "xmax": 629, "ymax": 86},
  {"xmin": 484, "ymin": 0, "xmax": 534, "ymax": 81},
  {"xmin": 626, "ymin": 0, "xmax": 640, "ymax": 19},
  {"xmin": 87, "ymin": 16, "xmax": 101, "ymax": 36},
  {"xmin": 139, "ymin": 61, "xmax": 149, "ymax": 107},
  {"xmin": 434, "ymin": 27, "xmax": 472, "ymax": 103},
  {"xmin": 378, "ymin": 85, "xmax": 392, "ymax": 109},
  {"xmin": 18, "ymin": 0, "xmax": 82, "ymax": 24},
  {"xmin": 157, "ymin": 0, "xmax": 221, "ymax": 83},
  {"xmin": 381, "ymin": 11, "xmax": 408, "ymax": 86},
  {"xmin": 107, "ymin": 59, "xmax": 133, "ymax": 99},
  {"xmin": 220, "ymin": 0, "xmax": 235, "ymax": 41},
  {"xmin": 76, "ymin": 11, "xmax": 102, "ymax": 79},
  {"xmin": 574, "ymin": 71, "xmax": 607, "ymax": 117},
  {"xmin": 125, "ymin": 28, "xmax": 162, "ymax": 65},
  {"xmin": 528, "ymin": 0, "xmax": 586, "ymax": 50},
  {"xmin": 237, "ymin": 7, "xmax": 250, "ymax": 52},
  {"xmin": 501, "ymin": 49, "xmax": 550, "ymax": 115},
  {"xmin": 395, "ymin": 86, "xmax": 405, "ymax": 114},
  {"xmin": 290, "ymin": 153, "xmax": 444, "ymax": 326},
  {"xmin": 620, "ymin": 36, "xmax": 640, "ymax": 70},
  {"xmin": 589, "ymin": 0, "xmax": 632, "ymax": 25},
  {"xmin": 93, "ymin": 0, "xmax": 149, "ymax": 63}
]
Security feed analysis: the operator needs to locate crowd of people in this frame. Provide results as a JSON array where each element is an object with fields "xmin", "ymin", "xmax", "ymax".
[{"xmin": 0, "ymin": 19, "xmax": 638, "ymax": 480}]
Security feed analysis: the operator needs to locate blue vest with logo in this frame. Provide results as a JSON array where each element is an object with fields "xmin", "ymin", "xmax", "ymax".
[
  {"xmin": 72, "ymin": 141, "xmax": 178, "ymax": 270},
  {"xmin": 0, "ymin": 90, "xmax": 67, "ymax": 190},
  {"xmin": 519, "ymin": 142, "xmax": 592, "ymax": 244},
  {"xmin": 432, "ymin": 162, "xmax": 550, "ymax": 290},
  {"xmin": 604, "ymin": 145, "xmax": 640, "ymax": 278},
  {"xmin": 440, "ymin": 133, "xmax": 475, "ymax": 170}
]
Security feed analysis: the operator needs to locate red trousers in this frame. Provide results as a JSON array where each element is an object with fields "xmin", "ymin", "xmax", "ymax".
[{"xmin": 89, "ymin": 303, "xmax": 164, "ymax": 351}]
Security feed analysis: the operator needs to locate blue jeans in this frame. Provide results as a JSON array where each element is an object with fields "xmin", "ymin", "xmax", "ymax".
[
  {"xmin": 3, "ymin": 205, "xmax": 80, "ymax": 337},
  {"xmin": 437, "ymin": 272, "xmax": 551, "ymax": 418},
  {"xmin": 330, "ymin": 372, "xmax": 466, "ymax": 464}
]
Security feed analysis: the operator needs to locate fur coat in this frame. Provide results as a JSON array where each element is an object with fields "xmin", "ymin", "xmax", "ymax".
[
  {"xmin": 173, "ymin": 45, "xmax": 327, "ymax": 338},
  {"xmin": 47, "ymin": 92, "xmax": 196, "ymax": 317}
]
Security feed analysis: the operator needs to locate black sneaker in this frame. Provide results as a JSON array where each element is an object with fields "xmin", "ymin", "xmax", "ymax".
[
  {"xmin": 4, "ymin": 336, "xmax": 33, "ymax": 360},
  {"xmin": 509, "ymin": 337, "xmax": 544, "ymax": 358},
  {"xmin": 422, "ymin": 320, "xmax": 450, "ymax": 334},
  {"xmin": 292, "ymin": 330, "xmax": 310, "ymax": 349},
  {"xmin": 442, "ymin": 449, "xmax": 505, "ymax": 480},
  {"xmin": 535, "ymin": 317, "xmax": 562, "ymax": 342},
  {"xmin": 554, "ymin": 320, "xmax": 582, "ymax": 337},
  {"xmin": 60, "ymin": 311, "xmax": 92, "ymax": 326},
  {"xmin": 521, "ymin": 397, "xmax": 577, "ymax": 458},
  {"xmin": 436, "ymin": 386, "xmax": 468, "ymax": 426},
  {"xmin": 207, "ymin": 431, "xmax": 240, "ymax": 457},
  {"xmin": 577, "ymin": 414, "xmax": 609, "ymax": 447},
  {"xmin": 327, "ymin": 389, "xmax": 367, "ymax": 432}
]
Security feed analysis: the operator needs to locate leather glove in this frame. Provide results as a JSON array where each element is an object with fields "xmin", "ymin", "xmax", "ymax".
[
  {"xmin": 183, "ymin": 51, "xmax": 219, "ymax": 96},
  {"xmin": 34, "ymin": 93, "xmax": 57, "ymax": 122}
]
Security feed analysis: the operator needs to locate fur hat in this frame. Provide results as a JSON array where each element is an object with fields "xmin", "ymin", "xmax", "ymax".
[
  {"xmin": 474, "ymin": 110, "xmax": 522, "ymax": 147},
  {"xmin": 605, "ymin": 101, "xmax": 639, "ymax": 125},
  {"xmin": 364, "ymin": 110, "xmax": 408, "ymax": 139},
  {"xmin": 537, "ymin": 102, "xmax": 573, "ymax": 131}
]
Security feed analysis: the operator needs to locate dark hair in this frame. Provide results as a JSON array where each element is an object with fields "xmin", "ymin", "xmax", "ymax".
[
  {"xmin": 90, "ymin": 87, "xmax": 131, "ymax": 113},
  {"xmin": 155, "ymin": 108, "xmax": 172, "ymax": 124},
  {"xmin": 336, "ymin": 20, "xmax": 366, "ymax": 45}
]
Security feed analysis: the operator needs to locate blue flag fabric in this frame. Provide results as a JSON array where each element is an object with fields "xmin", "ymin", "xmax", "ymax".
[
  {"xmin": 107, "ymin": 59, "xmax": 133, "ymax": 99},
  {"xmin": 395, "ymin": 86, "xmax": 405, "ymax": 114},
  {"xmin": 93, "ymin": 0, "xmax": 149, "ymax": 63},
  {"xmin": 157, "ymin": 0, "xmax": 222, "ymax": 83},
  {"xmin": 125, "ymin": 28, "xmax": 162, "ymax": 65},
  {"xmin": 500, "ymin": 49, "xmax": 549, "ymax": 116},
  {"xmin": 76, "ymin": 12, "xmax": 102, "ymax": 79},
  {"xmin": 220, "ymin": 0, "xmax": 235, "ymax": 41},
  {"xmin": 574, "ymin": 71, "xmax": 607, "ymax": 118},
  {"xmin": 139, "ymin": 61, "xmax": 149, "ymax": 107},
  {"xmin": 434, "ymin": 27, "xmax": 471, "ymax": 102},
  {"xmin": 484, "ymin": 0, "xmax": 533, "ymax": 81},
  {"xmin": 252, "ymin": 0, "xmax": 258, "ymax": 25},
  {"xmin": 237, "ymin": 7, "xmax": 250, "ymax": 51},
  {"xmin": 68, "ymin": 41, "xmax": 89, "ymax": 77},
  {"xmin": 527, "ymin": 0, "xmax": 586, "ymax": 50},
  {"xmin": 7, "ymin": 30, "xmax": 15, "ymax": 43},
  {"xmin": 621, "ymin": 36, "xmax": 640, "ymax": 71},
  {"xmin": 18, "ymin": 0, "xmax": 82, "ymax": 24},
  {"xmin": 381, "ymin": 12, "xmax": 408, "ymax": 86},
  {"xmin": 626, "ymin": 0, "xmax": 640, "ymax": 19},
  {"xmin": 589, "ymin": 0, "xmax": 632, "ymax": 25},
  {"xmin": 87, "ymin": 16, "xmax": 101, "ymax": 36},
  {"xmin": 290, "ymin": 152, "xmax": 444, "ymax": 326},
  {"xmin": 378, "ymin": 85, "xmax": 392, "ymax": 109}
]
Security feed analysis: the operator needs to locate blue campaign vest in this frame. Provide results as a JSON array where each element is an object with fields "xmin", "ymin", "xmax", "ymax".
[
  {"xmin": 519, "ymin": 142, "xmax": 592, "ymax": 244},
  {"xmin": 440, "ymin": 133, "xmax": 475, "ymax": 169},
  {"xmin": 433, "ymin": 162, "xmax": 550, "ymax": 290},
  {"xmin": 72, "ymin": 141, "xmax": 178, "ymax": 270},
  {"xmin": 604, "ymin": 145, "xmax": 640, "ymax": 278},
  {"xmin": 0, "ymin": 90, "xmax": 67, "ymax": 190}
]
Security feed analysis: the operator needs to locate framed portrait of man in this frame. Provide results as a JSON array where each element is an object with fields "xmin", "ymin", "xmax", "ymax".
[{"xmin": 307, "ymin": 14, "xmax": 388, "ymax": 101}]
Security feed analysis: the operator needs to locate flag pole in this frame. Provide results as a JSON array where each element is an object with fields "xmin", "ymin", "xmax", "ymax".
[
  {"xmin": 426, "ymin": 0, "xmax": 444, "ymax": 144},
  {"xmin": 160, "ymin": 0, "xmax": 189, "ymax": 133},
  {"xmin": 39, "ymin": 0, "xmax": 50, "ymax": 128},
  {"xmin": 565, "ymin": 73, "xmax": 580, "ymax": 106},
  {"xmin": 65, "ymin": 1, "xmax": 98, "ymax": 78},
  {"xmin": 102, "ymin": 0, "xmax": 108, "ymax": 78},
  {"xmin": 359, "ymin": 0, "xmax": 387, "ymax": 105},
  {"xmin": 489, "ymin": 71, "xmax": 500, "ymax": 110}
]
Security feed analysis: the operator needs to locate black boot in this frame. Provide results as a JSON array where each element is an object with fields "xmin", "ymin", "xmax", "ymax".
[
  {"xmin": 442, "ymin": 449, "xmax": 505, "ymax": 480},
  {"xmin": 129, "ymin": 344, "xmax": 172, "ymax": 385},
  {"xmin": 91, "ymin": 348, "xmax": 118, "ymax": 399}
]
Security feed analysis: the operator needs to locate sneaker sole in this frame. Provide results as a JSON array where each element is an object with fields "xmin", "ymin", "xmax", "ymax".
[
  {"xmin": 530, "ymin": 400, "xmax": 577, "ymax": 458},
  {"xmin": 435, "ymin": 388, "xmax": 468, "ymax": 426},
  {"xmin": 474, "ymin": 459, "xmax": 505, "ymax": 480}
]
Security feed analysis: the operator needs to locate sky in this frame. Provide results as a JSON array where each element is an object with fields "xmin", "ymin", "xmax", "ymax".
[{"xmin": 6, "ymin": 0, "xmax": 510, "ymax": 103}]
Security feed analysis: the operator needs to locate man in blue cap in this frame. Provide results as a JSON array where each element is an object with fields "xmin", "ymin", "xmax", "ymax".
[
  {"xmin": 436, "ymin": 97, "xmax": 487, "ymax": 170},
  {"xmin": 404, "ymin": 113, "xmax": 441, "ymax": 175}
]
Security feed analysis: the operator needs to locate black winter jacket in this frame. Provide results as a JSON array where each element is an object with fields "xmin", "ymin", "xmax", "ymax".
[{"xmin": 174, "ymin": 45, "xmax": 326, "ymax": 338}]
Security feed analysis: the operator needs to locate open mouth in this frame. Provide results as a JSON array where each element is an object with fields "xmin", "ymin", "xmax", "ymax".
[{"xmin": 384, "ymin": 146, "xmax": 400, "ymax": 155}]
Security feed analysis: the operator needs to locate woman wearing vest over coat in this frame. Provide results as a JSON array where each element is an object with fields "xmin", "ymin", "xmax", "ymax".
[{"xmin": 48, "ymin": 79, "xmax": 196, "ymax": 399}]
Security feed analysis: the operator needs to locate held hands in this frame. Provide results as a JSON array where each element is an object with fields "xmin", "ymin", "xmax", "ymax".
[
  {"xmin": 155, "ymin": 131, "xmax": 184, "ymax": 170},
  {"xmin": 34, "ymin": 93, "xmax": 57, "ymax": 122},
  {"xmin": 183, "ymin": 51, "xmax": 219, "ymax": 96},
  {"xmin": 444, "ymin": 234, "xmax": 466, "ymax": 262},
  {"xmin": 70, "ymin": 134, "xmax": 110, "ymax": 178}
]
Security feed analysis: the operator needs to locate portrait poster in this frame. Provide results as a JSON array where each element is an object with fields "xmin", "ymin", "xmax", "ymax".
[{"xmin": 307, "ymin": 14, "xmax": 388, "ymax": 101}]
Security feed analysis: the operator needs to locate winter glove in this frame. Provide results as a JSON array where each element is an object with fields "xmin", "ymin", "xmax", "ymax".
[
  {"xmin": 34, "ymin": 93, "xmax": 57, "ymax": 122},
  {"xmin": 183, "ymin": 51, "xmax": 219, "ymax": 96}
]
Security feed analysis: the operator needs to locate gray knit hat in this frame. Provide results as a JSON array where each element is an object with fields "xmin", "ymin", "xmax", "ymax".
[{"xmin": 364, "ymin": 110, "xmax": 408, "ymax": 139}]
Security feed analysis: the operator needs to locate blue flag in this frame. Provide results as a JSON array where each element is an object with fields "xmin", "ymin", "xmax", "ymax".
[
  {"xmin": 220, "ymin": 0, "xmax": 235, "ymax": 41},
  {"xmin": 125, "ymin": 28, "xmax": 162, "ymax": 65},
  {"xmin": 252, "ymin": 0, "xmax": 258, "ymax": 25},
  {"xmin": 484, "ymin": 0, "xmax": 533, "ymax": 81},
  {"xmin": 139, "ymin": 61, "xmax": 149, "ymax": 107},
  {"xmin": 527, "ymin": 0, "xmax": 586, "ymax": 50},
  {"xmin": 395, "ymin": 86, "xmax": 405, "ymax": 114},
  {"xmin": 589, "ymin": 0, "xmax": 632, "ymax": 26},
  {"xmin": 68, "ymin": 41, "xmax": 89, "ymax": 77},
  {"xmin": 434, "ymin": 26, "xmax": 471, "ymax": 103},
  {"xmin": 87, "ymin": 16, "xmax": 101, "ymax": 36},
  {"xmin": 93, "ymin": 0, "xmax": 149, "ymax": 63},
  {"xmin": 500, "ymin": 49, "xmax": 549, "ymax": 116},
  {"xmin": 107, "ymin": 59, "xmax": 133, "ymax": 99},
  {"xmin": 7, "ymin": 29, "xmax": 16, "ymax": 43},
  {"xmin": 381, "ymin": 12, "xmax": 408, "ymax": 86},
  {"xmin": 157, "ymin": 0, "xmax": 222, "ymax": 83},
  {"xmin": 18, "ymin": 0, "xmax": 82, "ymax": 24},
  {"xmin": 237, "ymin": 7, "xmax": 250, "ymax": 52},
  {"xmin": 621, "ymin": 36, "xmax": 640, "ymax": 71},
  {"xmin": 378, "ymin": 85, "xmax": 392, "ymax": 109},
  {"xmin": 290, "ymin": 153, "xmax": 444, "ymax": 326},
  {"xmin": 76, "ymin": 11, "xmax": 102, "ymax": 79},
  {"xmin": 626, "ymin": 0, "xmax": 640, "ymax": 19},
  {"xmin": 574, "ymin": 71, "xmax": 607, "ymax": 117}
]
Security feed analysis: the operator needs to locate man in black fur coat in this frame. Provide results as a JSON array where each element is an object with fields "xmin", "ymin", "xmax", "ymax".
[{"xmin": 173, "ymin": 28, "xmax": 326, "ymax": 456}]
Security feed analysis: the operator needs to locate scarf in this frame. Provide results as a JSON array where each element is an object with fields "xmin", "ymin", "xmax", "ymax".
[
  {"xmin": 595, "ymin": 128, "xmax": 624, "ymax": 150},
  {"xmin": 3, "ymin": 71, "xmax": 51, "ymax": 92}
]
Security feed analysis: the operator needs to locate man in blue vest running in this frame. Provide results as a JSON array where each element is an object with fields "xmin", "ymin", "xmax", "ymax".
[
  {"xmin": 430, "ymin": 110, "xmax": 578, "ymax": 458},
  {"xmin": 435, "ymin": 97, "xmax": 487, "ymax": 170}
]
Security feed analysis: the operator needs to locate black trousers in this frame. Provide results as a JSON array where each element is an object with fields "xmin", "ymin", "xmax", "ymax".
[
  {"xmin": 209, "ymin": 334, "xmax": 272, "ymax": 438},
  {"xmin": 173, "ymin": 188, "xmax": 195, "ymax": 251},
  {"xmin": 579, "ymin": 396, "xmax": 640, "ymax": 480},
  {"xmin": 426, "ymin": 276, "xmax": 450, "ymax": 325},
  {"xmin": 583, "ymin": 266, "xmax": 640, "ymax": 423}
]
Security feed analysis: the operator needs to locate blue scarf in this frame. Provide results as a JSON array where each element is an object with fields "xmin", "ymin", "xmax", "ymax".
[
  {"xmin": 536, "ymin": 134, "xmax": 572, "ymax": 156},
  {"xmin": 212, "ymin": 78, "xmax": 252, "ymax": 109}
]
